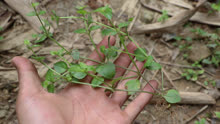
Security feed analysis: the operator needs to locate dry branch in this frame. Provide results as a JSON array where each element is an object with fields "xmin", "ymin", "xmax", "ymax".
[
  {"xmin": 132, "ymin": 0, "xmax": 206, "ymax": 34},
  {"xmin": 5, "ymin": 0, "xmax": 53, "ymax": 33},
  {"xmin": 140, "ymin": 0, "xmax": 220, "ymax": 27},
  {"xmin": 0, "ymin": 2, "xmax": 14, "ymax": 33},
  {"xmin": 179, "ymin": 92, "xmax": 216, "ymax": 104}
]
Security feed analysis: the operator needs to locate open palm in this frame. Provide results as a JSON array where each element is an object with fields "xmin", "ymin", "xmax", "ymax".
[{"xmin": 13, "ymin": 37, "xmax": 158, "ymax": 124}]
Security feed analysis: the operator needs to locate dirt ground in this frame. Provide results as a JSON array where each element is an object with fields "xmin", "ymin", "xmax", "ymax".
[{"xmin": 0, "ymin": 0, "xmax": 220, "ymax": 124}]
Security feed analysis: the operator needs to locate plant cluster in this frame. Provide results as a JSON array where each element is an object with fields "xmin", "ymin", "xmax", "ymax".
[
  {"xmin": 158, "ymin": 10, "xmax": 169, "ymax": 22},
  {"xmin": 172, "ymin": 27, "xmax": 219, "ymax": 86},
  {"xmin": 24, "ymin": 3, "xmax": 181, "ymax": 104},
  {"xmin": 211, "ymin": 1, "xmax": 220, "ymax": 12},
  {"xmin": 194, "ymin": 111, "xmax": 220, "ymax": 124},
  {"xmin": 191, "ymin": 28, "xmax": 220, "ymax": 67}
]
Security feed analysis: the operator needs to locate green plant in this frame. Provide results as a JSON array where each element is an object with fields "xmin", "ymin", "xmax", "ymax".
[
  {"xmin": 25, "ymin": 2, "xmax": 181, "ymax": 104},
  {"xmin": 182, "ymin": 69, "xmax": 204, "ymax": 81},
  {"xmin": 215, "ymin": 111, "xmax": 220, "ymax": 119},
  {"xmin": 211, "ymin": 2, "xmax": 220, "ymax": 12},
  {"xmin": 0, "ymin": 27, "xmax": 3, "ymax": 40},
  {"xmin": 194, "ymin": 118, "xmax": 206, "ymax": 124},
  {"xmin": 158, "ymin": 10, "xmax": 169, "ymax": 22}
]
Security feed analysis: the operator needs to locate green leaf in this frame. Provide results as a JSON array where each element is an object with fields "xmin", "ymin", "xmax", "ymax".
[
  {"xmin": 134, "ymin": 48, "xmax": 147, "ymax": 62},
  {"xmin": 96, "ymin": 62, "xmax": 116, "ymax": 79},
  {"xmin": 32, "ymin": 45, "xmax": 41, "ymax": 48},
  {"xmin": 71, "ymin": 50, "xmax": 80, "ymax": 60},
  {"xmin": 38, "ymin": 10, "xmax": 46, "ymax": 15},
  {"xmin": 42, "ymin": 80, "xmax": 49, "ymax": 89},
  {"xmin": 72, "ymin": 72, "xmax": 87, "ymax": 79},
  {"xmin": 87, "ymin": 14, "xmax": 93, "ymax": 26},
  {"xmin": 194, "ymin": 118, "xmax": 206, "ymax": 124},
  {"xmin": 100, "ymin": 46, "xmax": 106, "ymax": 54},
  {"xmin": 27, "ymin": 11, "xmax": 37, "ymax": 16},
  {"xmin": 125, "ymin": 79, "xmax": 141, "ymax": 95},
  {"xmin": 69, "ymin": 64, "xmax": 87, "ymax": 79},
  {"xmin": 54, "ymin": 61, "xmax": 68, "ymax": 74},
  {"xmin": 77, "ymin": 9, "xmax": 88, "ymax": 15},
  {"xmin": 74, "ymin": 28, "xmax": 87, "ymax": 34},
  {"xmin": 204, "ymin": 81, "xmax": 208, "ymax": 86},
  {"xmin": 24, "ymin": 40, "xmax": 31, "ymax": 45},
  {"xmin": 94, "ymin": 6, "xmax": 112, "ymax": 20},
  {"xmin": 51, "ymin": 10, "xmax": 60, "ymax": 25},
  {"xmin": 163, "ymin": 89, "xmax": 181, "ymax": 103},
  {"xmin": 118, "ymin": 22, "xmax": 130, "ymax": 29},
  {"xmin": 91, "ymin": 77, "xmax": 104, "ymax": 87},
  {"xmin": 47, "ymin": 84, "xmax": 55, "ymax": 93},
  {"xmin": 0, "ymin": 27, "xmax": 3, "ymax": 31},
  {"xmin": 144, "ymin": 56, "xmax": 154, "ymax": 67},
  {"xmin": 45, "ymin": 70, "xmax": 55, "ymax": 82},
  {"xmin": 51, "ymin": 49, "xmax": 64, "ymax": 56},
  {"xmin": 0, "ymin": 36, "xmax": 3, "ymax": 40},
  {"xmin": 31, "ymin": 56, "xmax": 45, "ymax": 62},
  {"xmin": 147, "ymin": 62, "xmax": 162, "ymax": 70},
  {"xmin": 79, "ymin": 62, "xmax": 96, "ymax": 72},
  {"xmin": 76, "ymin": 6, "xmax": 87, "ymax": 10},
  {"xmin": 90, "ymin": 25, "xmax": 101, "ymax": 31},
  {"xmin": 101, "ymin": 29, "xmax": 117, "ymax": 36},
  {"xmin": 207, "ymin": 44, "xmax": 217, "ymax": 48},
  {"xmin": 32, "ymin": 2, "xmax": 39, "ymax": 7},
  {"xmin": 34, "ymin": 34, "xmax": 47, "ymax": 43},
  {"xmin": 202, "ymin": 59, "xmax": 212, "ymax": 65},
  {"xmin": 215, "ymin": 112, "xmax": 220, "ymax": 119}
]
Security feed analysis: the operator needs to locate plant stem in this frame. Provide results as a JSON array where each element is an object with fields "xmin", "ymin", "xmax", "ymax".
[
  {"xmin": 83, "ymin": 16, "xmax": 103, "ymax": 61},
  {"xmin": 33, "ymin": 7, "xmax": 70, "ymax": 54}
]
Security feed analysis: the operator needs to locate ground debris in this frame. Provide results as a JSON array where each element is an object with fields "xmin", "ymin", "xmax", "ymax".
[{"xmin": 189, "ymin": 43, "xmax": 211, "ymax": 62}]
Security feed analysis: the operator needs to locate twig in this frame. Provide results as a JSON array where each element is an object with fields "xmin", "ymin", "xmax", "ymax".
[
  {"xmin": 175, "ymin": 70, "xmax": 210, "ymax": 89},
  {"xmin": 133, "ymin": 0, "xmax": 207, "ymax": 34},
  {"xmin": 145, "ymin": 48, "xmax": 178, "ymax": 89},
  {"xmin": 160, "ymin": 61, "xmax": 197, "ymax": 69},
  {"xmin": 160, "ymin": 61, "xmax": 215, "ymax": 77},
  {"xmin": 184, "ymin": 105, "xmax": 209, "ymax": 124},
  {"xmin": 172, "ymin": 76, "xmax": 182, "ymax": 81},
  {"xmin": 128, "ymin": 3, "xmax": 141, "ymax": 32}
]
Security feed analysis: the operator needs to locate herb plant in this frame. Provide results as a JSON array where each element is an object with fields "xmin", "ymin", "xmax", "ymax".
[
  {"xmin": 25, "ymin": 2, "xmax": 181, "ymax": 104},
  {"xmin": 158, "ymin": 10, "xmax": 169, "ymax": 22}
]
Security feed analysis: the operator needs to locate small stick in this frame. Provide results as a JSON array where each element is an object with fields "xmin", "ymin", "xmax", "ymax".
[
  {"xmin": 128, "ymin": 3, "xmax": 141, "ymax": 32},
  {"xmin": 160, "ymin": 61, "xmax": 215, "ymax": 77},
  {"xmin": 184, "ymin": 105, "xmax": 209, "ymax": 124},
  {"xmin": 160, "ymin": 61, "xmax": 197, "ymax": 69},
  {"xmin": 175, "ymin": 70, "xmax": 210, "ymax": 89},
  {"xmin": 145, "ymin": 48, "xmax": 178, "ymax": 89}
]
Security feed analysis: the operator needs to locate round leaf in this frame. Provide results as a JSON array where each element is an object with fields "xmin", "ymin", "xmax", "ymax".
[
  {"xmin": 125, "ymin": 80, "xmax": 141, "ymax": 95},
  {"xmin": 45, "ymin": 70, "xmax": 55, "ymax": 82},
  {"xmin": 91, "ymin": 77, "xmax": 104, "ymax": 88},
  {"xmin": 134, "ymin": 48, "xmax": 147, "ymax": 62},
  {"xmin": 69, "ymin": 64, "xmax": 87, "ymax": 79},
  {"xmin": 54, "ymin": 61, "xmax": 68, "ymax": 74},
  {"xmin": 96, "ymin": 62, "xmax": 116, "ymax": 79},
  {"xmin": 47, "ymin": 84, "xmax": 55, "ymax": 93},
  {"xmin": 163, "ymin": 89, "xmax": 181, "ymax": 103},
  {"xmin": 146, "ymin": 62, "xmax": 162, "ymax": 70}
]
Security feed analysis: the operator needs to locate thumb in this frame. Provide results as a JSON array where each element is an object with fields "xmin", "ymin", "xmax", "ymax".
[{"xmin": 12, "ymin": 56, "xmax": 42, "ymax": 95}]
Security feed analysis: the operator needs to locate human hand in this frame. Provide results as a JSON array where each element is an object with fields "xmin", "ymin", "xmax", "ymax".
[{"xmin": 13, "ymin": 37, "xmax": 158, "ymax": 124}]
